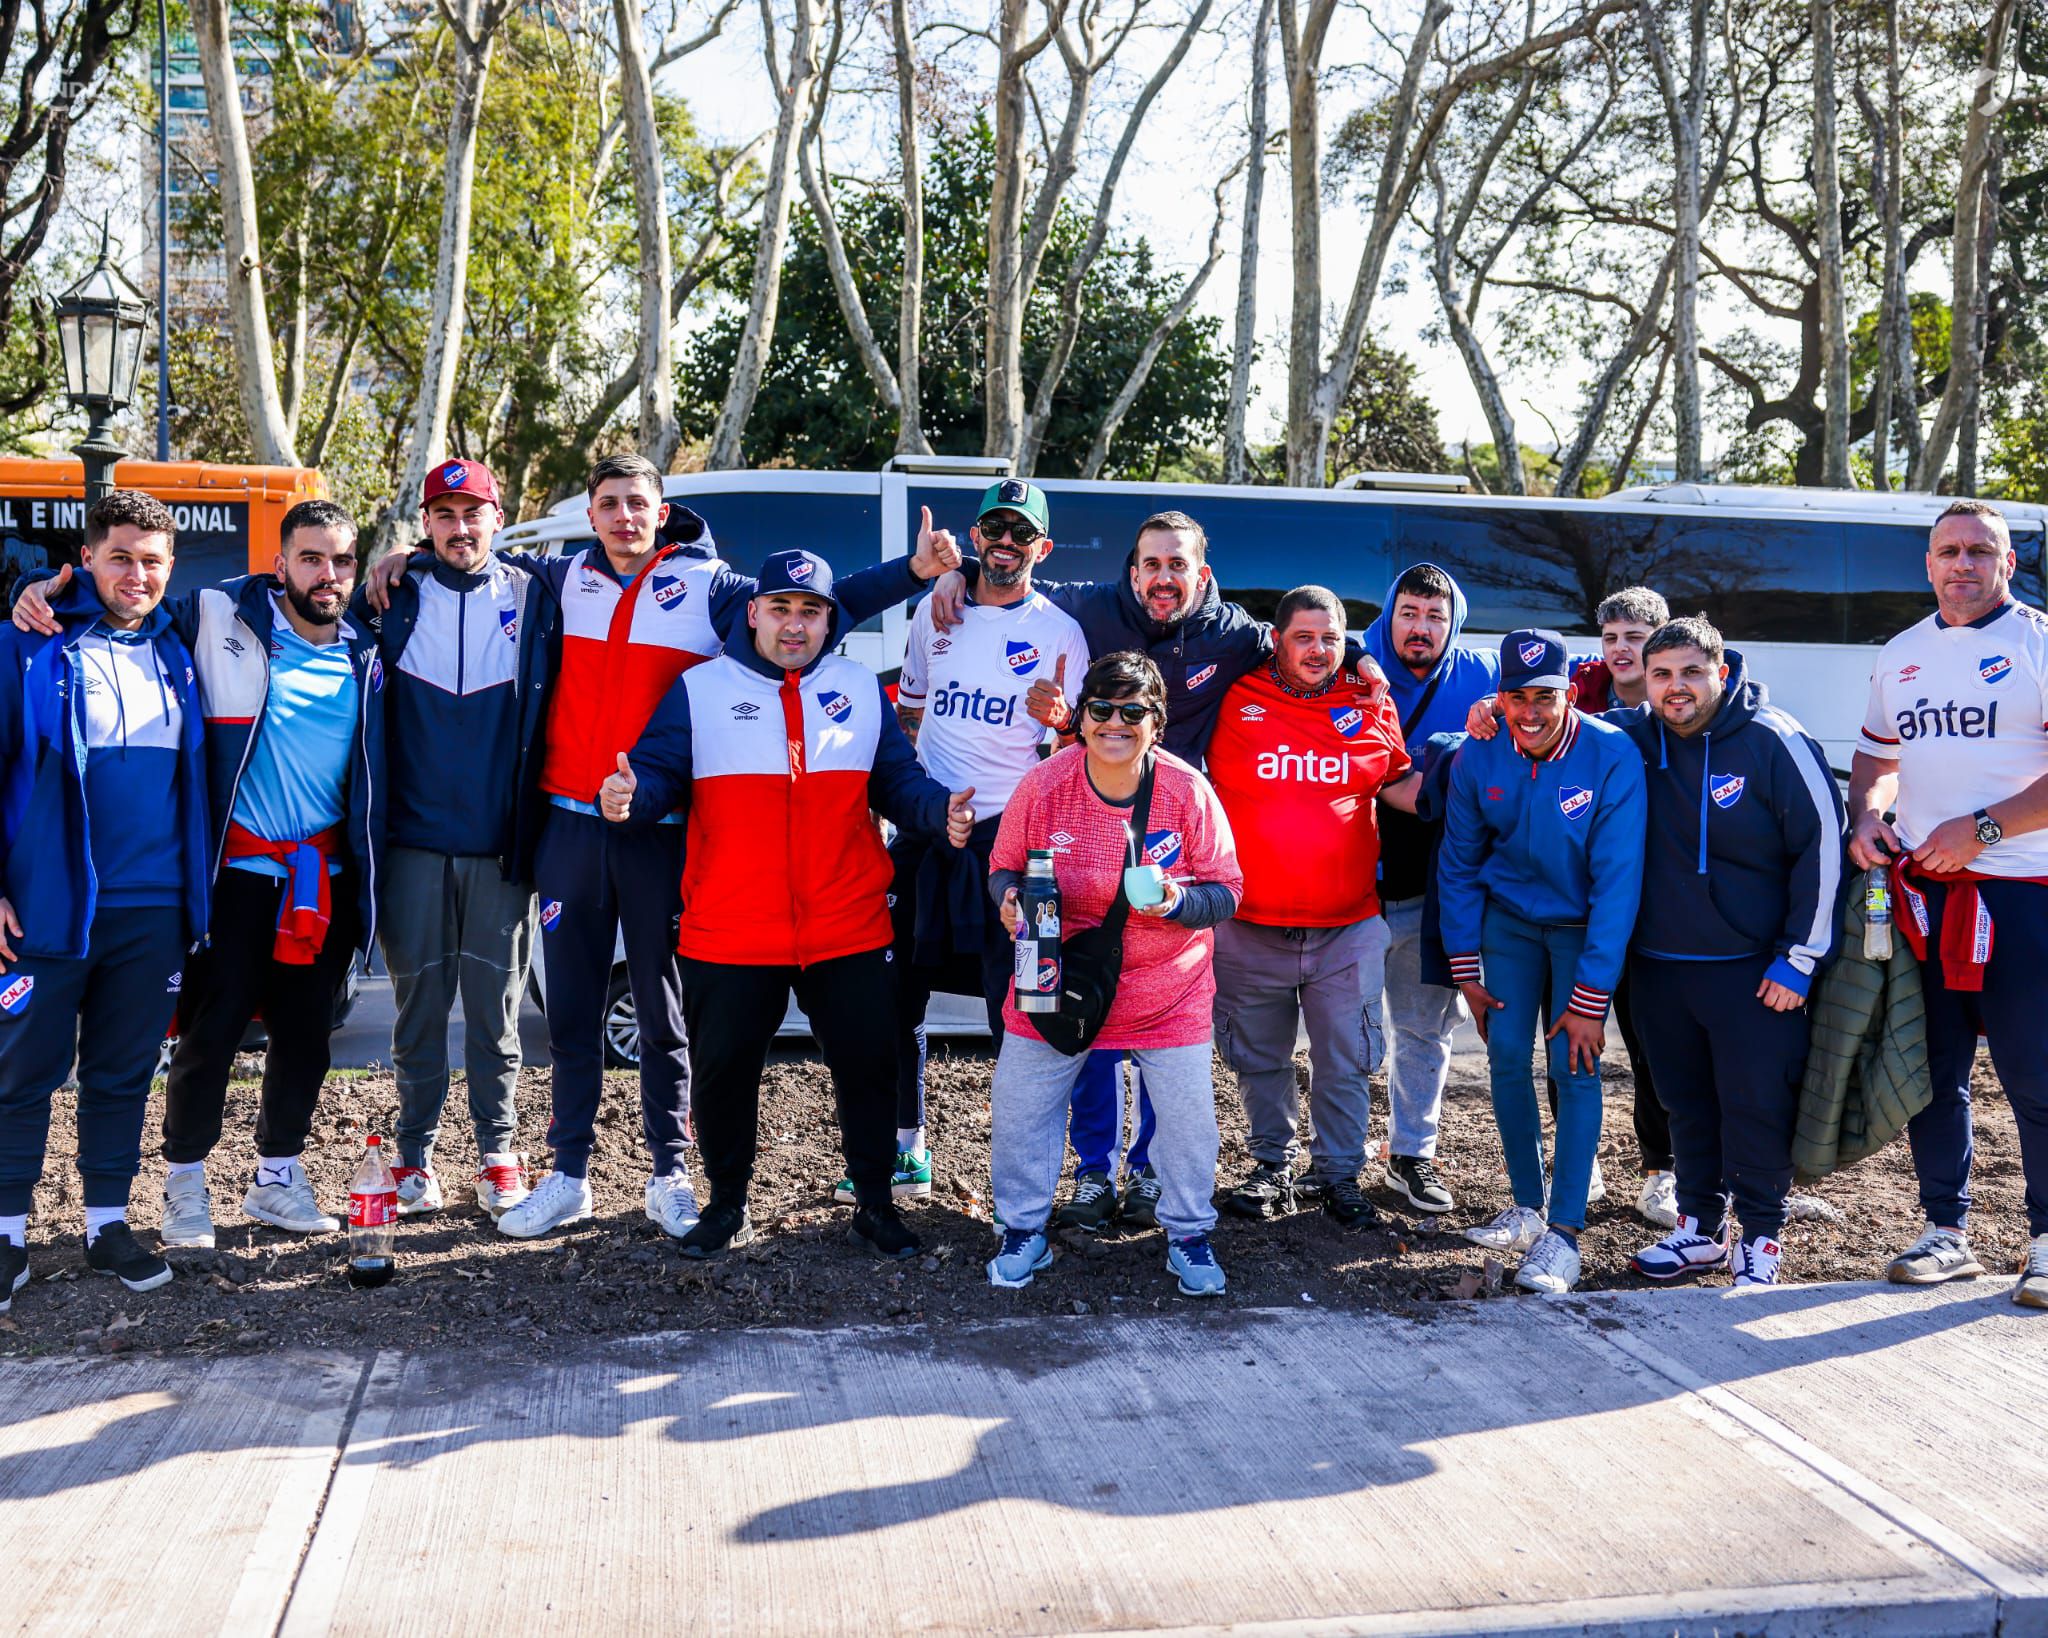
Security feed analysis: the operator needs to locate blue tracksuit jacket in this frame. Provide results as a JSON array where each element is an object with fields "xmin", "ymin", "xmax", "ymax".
[{"xmin": 1439, "ymin": 707, "xmax": 1647, "ymax": 1017}]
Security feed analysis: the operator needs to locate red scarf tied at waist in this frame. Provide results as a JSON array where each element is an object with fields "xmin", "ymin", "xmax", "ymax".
[
  {"xmin": 223, "ymin": 822, "xmax": 344, "ymax": 964},
  {"xmin": 1890, "ymin": 855, "xmax": 2004, "ymax": 993}
]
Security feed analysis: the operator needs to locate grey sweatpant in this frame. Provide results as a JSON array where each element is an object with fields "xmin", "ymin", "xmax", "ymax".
[
  {"xmin": 1381, "ymin": 894, "xmax": 1467, "ymax": 1161},
  {"xmin": 1214, "ymin": 916, "xmax": 1388, "ymax": 1182},
  {"xmin": 380, "ymin": 847, "xmax": 537, "ymax": 1169},
  {"xmin": 992, "ymin": 1033, "xmax": 1218, "ymax": 1239}
]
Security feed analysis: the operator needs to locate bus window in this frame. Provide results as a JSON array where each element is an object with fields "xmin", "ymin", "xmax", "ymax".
[
  {"xmin": 1393, "ymin": 504, "xmax": 1593, "ymax": 632},
  {"xmin": 1844, "ymin": 518, "xmax": 1944, "ymax": 641},
  {"xmin": 673, "ymin": 487, "xmax": 882, "ymax": 630}
]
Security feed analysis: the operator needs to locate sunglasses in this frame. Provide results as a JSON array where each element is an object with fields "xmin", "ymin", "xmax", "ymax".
[
  {"xmin": 978, "ymin": 516, "xmax": 1043, "ymax": 547},
  {"xmin": 1081, "ymin": 699, "xmax": 1157, "ymax": 726}
]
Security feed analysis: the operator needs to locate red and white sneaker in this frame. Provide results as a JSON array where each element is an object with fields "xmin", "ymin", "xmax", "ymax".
[
  {"xmin": 394, "ymin": 1166, "xmax": 443, "ymax": 1217},
  {"xmin": 475, "ymin": 1153, "xmax": 529, "ymax": 1219},
  {"xmin": 1732, "ymin": 1234, "xmax": 1782, "ymax": 1287}
]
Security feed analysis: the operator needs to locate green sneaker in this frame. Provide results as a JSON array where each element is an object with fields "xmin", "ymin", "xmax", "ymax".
[{"xmin": 832, "ymin": 1149, "xmax": 933, "ymax": 1206}]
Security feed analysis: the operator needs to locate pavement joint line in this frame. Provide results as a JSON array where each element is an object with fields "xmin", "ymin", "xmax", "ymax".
[
  {"xmin": 273, "ymin": 1349, "xmax": 399, "ymax": 1638},
  {"xmin": 1545, "ymin": 1295, "xmax": 2044, "ymax": 1618}
]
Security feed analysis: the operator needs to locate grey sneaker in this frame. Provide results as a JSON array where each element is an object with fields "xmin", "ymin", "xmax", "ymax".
[
  {"xmin": 1166, "ymin": 1234, "xmax": 1226, "ymax": 1297},
  {"xmin": 243, "ymin": 1166, "xmax": 340, "ymax": 1234},
  {"xmin": 1515, "ymin": 1228, "xmax": 1582, "ymax": 1294},
  {"xmin": 1120, "ymin": 1166, "xmax": 1162, "ymax": 1229},
  {"xmin": 988, "ymin": 1227, "xmax": 1052, "ymax": 1289},
  {"xmin": 2014, "ymin": 1234, "xmax": 2048, "ymax": 1310},
  {"xmin": 161, "ymin": 1169, "xmax": 216, "ymax": 1249},
  {"xmin": 1886, "ymin": 1223, "xmax": 1984, "ymax": 1285},
  {"xmin": 1223, "ymin": 1161, "xmax": 1295, "ymax": 1220},
  {"xmin": 1054, "ymin": 1170, "xmax": 1119, "ymax": 1234}
]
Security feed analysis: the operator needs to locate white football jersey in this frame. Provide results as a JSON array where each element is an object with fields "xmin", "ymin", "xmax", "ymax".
[
  {"xmin": 897, "ymin": 592, "xmax": 1090, "ymax": 815},
  {"xmin": 1859, "ymin": 600, "xmax": 2048, "ymax": 877}
]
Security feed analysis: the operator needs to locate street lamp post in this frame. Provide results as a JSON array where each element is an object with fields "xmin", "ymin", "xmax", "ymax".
[{"xmin": 54, "ymin": 227, "xmax": 153, "ymax": 506}]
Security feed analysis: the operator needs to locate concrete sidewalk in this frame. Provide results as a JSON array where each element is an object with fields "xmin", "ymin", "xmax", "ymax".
[{"xmin": 3, "ymin": 1281, "xmax": 2042, "ymax": 1636}]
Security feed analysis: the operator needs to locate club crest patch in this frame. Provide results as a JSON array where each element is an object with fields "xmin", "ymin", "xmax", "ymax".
[
  {"xmin": 441, "ymin": 461, "xmax": 469, "ymax": 490},
  {"xmin": 650, "ymin": 574, "xmax": 687, "ymax": 610},
  {"xmin": 498, "ymin": 606, "xmax": 519, "ymax": 642},
  {"xmin": 1185, "ymin": 664, "xmax": 1218, "ymax": 690},
  {"xmin": 540, "ymin": 900, "xmax": 562, "ymax": 931},
  {"xmin": 1980, "ymin": 654, "xmax": 2011, "ymax": 685},
  {"xmin": 0, "ymin": 976, "xmax": 31, "ymax": 1015},
  {"xmin": 819, "ymin": 690, "xmax": 852, "ymax": 723},
  {"xmin": 1143, "ymin": 828, "xmax": 1184, "ymax": 868},
  {"xmin": 1519, "ymin": 640, "xmax": 1548, "ymax": 667},
  {"xmin": 1557, "ymin": 785, "xmax": 1593, "ymax": 821},
  {"xmin": 1710, "ymin": 773, "xmax": 1747, "ymax": 808},
  {"xmin": 1329, "ymin": 704, "xmax": 1366, "ymax": 738},
  {"xmin": 1004, "ymin": 640, "xmax": 1041, "ymax": 676},
  {"xmin": 786, "ymin": 558, "xmax": 816, "ymax": 584},
  {"xmin": 367, "ymin": 654, "xmax": 384, "ymax": 693}
]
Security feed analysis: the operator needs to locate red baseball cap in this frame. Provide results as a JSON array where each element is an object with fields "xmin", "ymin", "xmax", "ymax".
[{"xmin": 422, "ymin": 458, "xmax": 502, "ymax": 509}]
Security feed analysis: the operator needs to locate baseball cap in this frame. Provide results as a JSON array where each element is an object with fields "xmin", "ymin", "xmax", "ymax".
[
  {"xmin": 755, "ymin": 548, "xmax": 837, "ymax": 605},
  {"xmin": 976, "ymin": 478, "xmax": 1050, "ymax": 534},
  {"xmin": 1500, "ymin": 628, "xmax": 1571, "ymax": 691},
  {"xmin": 423, "ymin": 458, "xmax": 501, "ymax": 509}
]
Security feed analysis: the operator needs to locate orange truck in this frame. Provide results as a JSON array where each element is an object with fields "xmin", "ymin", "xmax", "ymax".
[{"xmin": 0, "ymin": 457, "xmax": 326, "ymax": 608}]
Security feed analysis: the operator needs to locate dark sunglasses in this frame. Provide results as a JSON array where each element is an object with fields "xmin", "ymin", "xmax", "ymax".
[
  {"xmin": 978, "ymin": 516, "xmax": 1043, "ymax": 547},
  {"xmin": 1082, "ymin": 699, "xmax": 1156, "ymax": 726}
]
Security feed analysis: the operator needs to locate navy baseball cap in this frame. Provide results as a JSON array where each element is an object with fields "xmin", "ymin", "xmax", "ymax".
[
  {"xmin": 1500, "ymin": 629, "xmax": 1570, "ymax": 691},
  {"xmin": 755, "ymin": 548, "xmax": 837, "ymax": 605}
]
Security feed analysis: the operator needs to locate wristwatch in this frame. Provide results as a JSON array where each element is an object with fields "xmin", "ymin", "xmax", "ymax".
[{"xmin": 1973, "ymin": 808, "xmax": 2004, "ymax": 847}]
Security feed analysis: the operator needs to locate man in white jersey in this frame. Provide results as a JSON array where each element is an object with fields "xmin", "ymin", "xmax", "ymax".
[
  {"xmin": 1848, "ymin": 499, "xmax": 2048, "ymax": 1308},
  {"xmin": 836, "ymin": 481, "xmax": 1092, "ymax": 1202}
]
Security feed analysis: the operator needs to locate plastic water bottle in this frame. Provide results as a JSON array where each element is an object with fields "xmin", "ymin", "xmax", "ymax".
[
  {"xmin": 1863, "ymin": 863, "xmax": 1894, "ymax": 962},
  {"xmin": 1014, "ymin": 849, "xmax": 1062, "ymax": 1014},
  {"xmin": 347, "ymin": 1135, "xmax": 398, "ymax": 1288}
]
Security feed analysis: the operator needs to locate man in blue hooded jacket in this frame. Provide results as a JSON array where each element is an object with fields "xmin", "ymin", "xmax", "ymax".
[
  {"xmin": 1360, "ymin": 563, "xmax": 1501, "ymax": 1215},
  {"xmin": 0, "ymin": 492, "xmax": 210, "ymax": 1308},
  {"xmin": 1439, "ymin": 629, "xmax": 1646, "ymax": 1295}
]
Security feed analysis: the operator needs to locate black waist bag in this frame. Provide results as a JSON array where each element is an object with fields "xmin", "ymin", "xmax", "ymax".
[{"xmin": 1032, "ymin": 759, "xmax": 1156, "ymax": 1058}]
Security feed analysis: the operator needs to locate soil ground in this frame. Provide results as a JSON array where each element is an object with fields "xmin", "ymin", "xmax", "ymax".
[{"xmin": 1, "ymin": 1046, "xmax": 2029, "ymax": 1359}]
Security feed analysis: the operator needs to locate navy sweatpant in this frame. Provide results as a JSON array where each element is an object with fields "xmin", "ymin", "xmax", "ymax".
[
  {"xmin": 1905, "ymin": 877, "xmax": 2048, "ymax": 1237},
  {"xmin": 1627, "ymin": 952, "xmax": 1809, "ymax": 1240},
  {"xmin": 0, "ymin": 907, "xmax": 186, "ymax": 1215},
  {"xmin": 534, "ymin": 806, "xmax": 690, "ymax": 1179}
]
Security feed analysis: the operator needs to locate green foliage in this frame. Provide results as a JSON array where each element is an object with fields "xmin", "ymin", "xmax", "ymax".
[
  {"xmin": 1325, "ymin": 337, "xmax": 1447, "ymax": 482},
  {"xmin": 676, "ymin": 124, "xmax": 1229, "ymax": 477}
]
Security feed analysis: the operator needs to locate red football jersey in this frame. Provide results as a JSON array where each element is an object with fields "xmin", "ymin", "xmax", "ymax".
[{"xmin": 1205, "ymin": 664, "xmax": 1411, "ymax": 926}]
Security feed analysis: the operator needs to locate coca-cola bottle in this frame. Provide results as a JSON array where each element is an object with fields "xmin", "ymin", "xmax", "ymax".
[{"xmin": 347, "ymin": 1135, "xmax": 398, "ymax": 1288}]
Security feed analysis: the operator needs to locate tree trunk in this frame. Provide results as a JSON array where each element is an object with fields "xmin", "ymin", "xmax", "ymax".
[
  {"xmin": 1554, "ymin": 252, "xmax": 1675, "ymax": 497},
  {"xmin": 1278, "ymin": 0, "xmax": 1340, "ymax": 487},
  {"xmin": 1640, "ymin": 0, "xmax": 1707, "ymax": 482},
  {"xmin": 383, "ymin": 0, "xmax": 514, "ymax": 553},
  {"xmin": 615, "ymin": 0, "xmax": 680, "ymax": 468},
  {"xmin": 1856, "ymin": 63, "xmax": 1898, "ymax": 489},
  {"xmin": 190, "ymin": 0, "xmax": 299, "ymax": 465},
  {"xmin": 281, "ymin": 211, "xmax": 310, "ymax": 440},
  {"xmin": 1224, "ymin": 0, "xmax": 1275, "ymax": 486},
  {"xmin": 1913, "ymin": 0, "xmax": 2015, "ymax": 489},
  {"xmin": 1885, "ymin": 0, "xmax": 1920, "ymax": 482},
  {"xmin": 890, "ymin": 0, "xmax": 928, "ymax": 456},
  {"xmin": 1428, "ymin": 155, "xmax": 1522, "ymax": 493},
  {"xmin": 1957, "ymin": 133, "xmax": 2001, "ymax": 496},
  {"xmin": 707, "ymin": 0, "xmax": 827, "ymax": 471},
  {"xmin": 984, "ymin": 0, "xmax": 1036, "ymax": 462},
  {"xmin": 1811, "ymin": 0, "xmax": 1851, "ymax": 486}
]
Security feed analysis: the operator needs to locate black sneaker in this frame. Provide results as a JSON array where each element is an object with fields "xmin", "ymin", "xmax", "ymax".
[
  {"xmin": 1054, "ymin": 1170, "xmax": 1119, "ymax": 1234},
  {"xmin": 1385, "ymin": 1154, "xmax": 1454, "ymax": 1215},
  {"xmin": 1119, "ymin": 1166, "xmax": 1162, "ymax": 1230},
  {"xmin": 1224, "ymin": 1161, "xmax": 1296, "ymax": 1220},
  {"xmin": 84, "ymin": 1223, "xmax": 173, "ymax": 1293},
  {"xmin": 678, "ymin": 1198, "xmax": 755, "ymax": 1261},
  {"xmin": 848, "ymin": 1203, "xmax": 922, "ymax": 1261},
  {"xmin": 1321, "ymin": 1176, "xmax": 1381, "ymax": 1229},
  {"xmin": 1, "ymin": 1238, "xmax": 26, "ymax": 1314}
]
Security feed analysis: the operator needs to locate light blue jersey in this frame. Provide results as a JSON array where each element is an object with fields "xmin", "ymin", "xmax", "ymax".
[{"xmin": 227, "ymin": 599, "xmax": 358, "ymax": 877}]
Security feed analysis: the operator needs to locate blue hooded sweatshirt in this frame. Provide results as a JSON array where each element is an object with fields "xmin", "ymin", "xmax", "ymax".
[
  {"xmin": 1361, "ymin": 564, "xmax": 1502, "ymax": 900},
  {"xmin": 1606, "ymin": 651, "xmax": 1845, "ymax": 997},
  {"xmin": 1438, "ymin": 706, "xmax": 1647, "ymax": 1017}
]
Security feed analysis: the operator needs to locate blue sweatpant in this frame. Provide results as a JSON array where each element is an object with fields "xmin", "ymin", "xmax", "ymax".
[
  {"xmin": 1480, "ymin": 904, "xmax": 1601, "ymax": 1232},
  {"xmin": 0, "ymin": 907, "xmax": 186, "ymax": 1215},
  {"xmin": 1905, "ymin": 877, "xmax": 2048, "ymax": 1237},
  {"xmin": 1070, "ymin": 1055, "xmax": 1152, "ymax": 1176}
]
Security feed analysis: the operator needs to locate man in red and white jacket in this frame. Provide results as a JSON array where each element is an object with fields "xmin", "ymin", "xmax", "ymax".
[{"xmin": 601, "ymin": 550, "xmax": 974, "ymax": 1263}]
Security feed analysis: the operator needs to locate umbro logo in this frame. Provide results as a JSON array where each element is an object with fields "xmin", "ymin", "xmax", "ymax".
[
  {"xmin": 224, "ymin": 636, "xmax": 246, "ymax": 655},
  {"xmin": 931, "ymin": 637, "xmax": 953, "ymax": 654},
  {"xmin": 1049, "ymin": 830, "xmax": 1075, "ymax": 847},
  {"xmin": 1238, "ymin": 703, "xmax": 1266, "ymax": 721},
  {"xmin": 732, "ymin": 701, "xmax": 761, "ymax": 719}
]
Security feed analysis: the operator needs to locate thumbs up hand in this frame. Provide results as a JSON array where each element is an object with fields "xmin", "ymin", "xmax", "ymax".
[
  {"xmin": 600, "ymin": 751, "xmax": 637, "ymax": 823},
  {"xmin": 946, "ymin": 786, "xmax": 976, "ymax": 848},
  {"xmin": 1027, "ymin": 652, "xmax": 1072, "ymax": 731},
  {"xmin": 909, "ymin": 505, "xmax": 961, "ymax": 580}
]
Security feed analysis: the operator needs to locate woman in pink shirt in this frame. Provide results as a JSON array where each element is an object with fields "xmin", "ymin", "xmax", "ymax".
[{"xmin": 985, "ymin": 652, "xmax": 1243, "ymax": 1296}]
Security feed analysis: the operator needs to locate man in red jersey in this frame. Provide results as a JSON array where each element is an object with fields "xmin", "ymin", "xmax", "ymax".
[{"xmin": 1205, "ymin": 585, "xmax": 1420, "ymax": 1228}]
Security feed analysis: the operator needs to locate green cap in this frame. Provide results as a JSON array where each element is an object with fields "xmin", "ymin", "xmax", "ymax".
[{"xmin": 976, "ymin": 478, "xmax": 1050, "ymax": 534}]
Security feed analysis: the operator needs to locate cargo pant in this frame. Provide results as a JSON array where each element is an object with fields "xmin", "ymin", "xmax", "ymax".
[{"xmin": 1214, "ymin": 916, "xmax": 1389, "ymax": 1183}]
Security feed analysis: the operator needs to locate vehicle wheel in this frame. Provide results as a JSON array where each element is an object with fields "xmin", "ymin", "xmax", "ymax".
[{"xmin": 602, "ymin": 972, "xmax": 641, "ymax": 1070}]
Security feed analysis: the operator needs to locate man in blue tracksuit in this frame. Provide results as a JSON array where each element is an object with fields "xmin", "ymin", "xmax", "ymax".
[
  {"xmin": 1361, "ymin": 563, "xmax": 1501, "ymax": 1215},
  {"xmin": 1439, "ymin": 629, "xmax": 1645, "ymax": 1295},
  {"xmin": 1615, "ymin": 618, "xmax": 1844, "ymax": 1288},
  {"xmin": 0, "ymin": 492, "xmax": 210, "ymax": 1308}
]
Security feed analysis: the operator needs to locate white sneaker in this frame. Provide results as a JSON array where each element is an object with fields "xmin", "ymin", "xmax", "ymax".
[
  {"xmin": 1515, "ymin": 1229, "xmax": 1582, "ymax": 1294},
  {"xmin": 394, "ymin": 1165, "xmax": 443, "ymax": 1217},
  {"xmin": 244, "ymin": 1166, "xmax": 340, "ymax": 1234},
  {"xmin": 645, "ymin": 1171, "xmax": 701, "ymax": 1238},
  {"xmin": 1636, "ymin": 1169, "xmax": 1679, "ymax": 1229},
  {"xmin": 1586, "ymin": 1156, "xmax": 1607, "ymax": 1205},
  {"xmin": 161, "ymin": 1169, "xmax": 216, "ymax": 1249},
  {"xmin": 1886, "ymin": 1222, "xmax": 1984, "ymax": 1285},
  {"xmin": 1631, "ymin": 1213, "xmax": 1730, "ymax": 1282},
  {"xmin": 497, "ymin": 1170, "xmax": 593, "ymax": 1239},
  {"xmin": 474, "ymin": 1153, "xmax": 529, "ymax": 1219},
  {"xmin": 1732, "ymin": 1234, "xmax": 1782, "ymax": 1287},
  {"xmin": 1464, "ymin": 1204, "xmax": 1547, "ymax": 1255}
]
